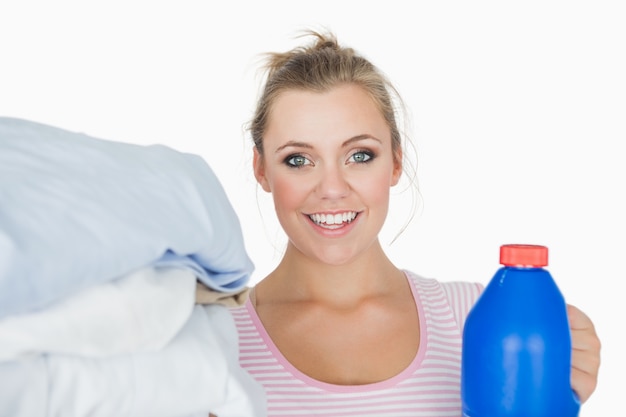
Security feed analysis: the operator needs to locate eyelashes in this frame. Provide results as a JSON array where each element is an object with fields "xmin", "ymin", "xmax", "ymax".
[
  {"xmin": 284, "ymin": 154, "xmax": 312, "ymax": 168},
  {"xmin": 349, "ymin": 150, "xmax": 373, "ymax": 163},
  {"xmin": 283, "ymin": 149, "xmax": 376, "ymax": 168}
]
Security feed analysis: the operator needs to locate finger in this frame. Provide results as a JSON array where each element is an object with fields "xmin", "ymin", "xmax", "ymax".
[
  {"xmin": 570, "ymin": 327, "xmax": 601, "ymax": 353},
  {"xmin": 567, "ymin": 304, "xmax": 601, "ymax": 352},
  {"xmin": 567, "ymin": 304, "xmax": 594, "ymax": 330},
  {"xmin": 571, "ymin": 344, "xmax": 601, "ymax": 382},
  {"xmin": 571, "ymin": 364, "xmax": 599, "ymax": 404}
]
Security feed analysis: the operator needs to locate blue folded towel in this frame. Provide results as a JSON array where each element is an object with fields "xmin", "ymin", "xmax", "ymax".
[{"xmin": 0, "ymin": 117, "xmax": 254, "ymax": 318}]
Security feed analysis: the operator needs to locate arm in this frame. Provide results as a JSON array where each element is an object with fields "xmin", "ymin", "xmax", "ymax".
[{"xmin": 567, "ymin": 304, "xmax": 601, "ymax": 403}]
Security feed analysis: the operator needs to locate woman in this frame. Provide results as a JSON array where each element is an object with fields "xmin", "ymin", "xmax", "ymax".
[{"xmin": 230, "ymin": 30, "xmax": 601, "ymax": 416}]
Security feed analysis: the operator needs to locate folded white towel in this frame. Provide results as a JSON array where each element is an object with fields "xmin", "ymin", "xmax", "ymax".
[
  {"xmin": 0, "ymin": 305, "xmax": 267, "ymax": 417},
  {"xmin": 0, "ymin": 266, "xmax": 197, "ymax": 360}
]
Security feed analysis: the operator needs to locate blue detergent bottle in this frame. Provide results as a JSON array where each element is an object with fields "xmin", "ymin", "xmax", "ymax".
[{"xmin": 461, "ymin": 244, "xmax": 581, "ymax": 417}]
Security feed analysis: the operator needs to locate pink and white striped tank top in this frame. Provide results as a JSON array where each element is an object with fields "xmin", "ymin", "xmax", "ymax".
[{"xmin": 230, "ymin": 270, "xmax": 483, "ymax": 417}]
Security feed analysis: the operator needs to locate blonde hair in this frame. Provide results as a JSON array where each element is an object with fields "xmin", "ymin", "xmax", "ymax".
[{"xmin": 249, "ymin": 30, "xmax": 405, "ymax": 167}]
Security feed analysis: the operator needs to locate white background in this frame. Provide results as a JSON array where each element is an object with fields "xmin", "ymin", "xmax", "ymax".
[{"xmin": 1, "ymin": 1, "xmax": 623, "ymax": 415}]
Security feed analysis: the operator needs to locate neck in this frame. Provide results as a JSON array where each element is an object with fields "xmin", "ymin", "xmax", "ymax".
[{"xmin": 256, "ymin": 239, "xmax": 404, "ymax": 307}]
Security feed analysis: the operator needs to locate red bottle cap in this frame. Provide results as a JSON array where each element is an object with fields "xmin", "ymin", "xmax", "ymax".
[{"xmin": 499, "ymin": 244, "xmax": 548, "ymax": 267}]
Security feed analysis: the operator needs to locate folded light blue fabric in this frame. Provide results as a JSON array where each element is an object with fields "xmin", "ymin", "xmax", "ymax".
[{"xmin": 0, "ymin": 117, "xmax": 254, "ymax": 318}]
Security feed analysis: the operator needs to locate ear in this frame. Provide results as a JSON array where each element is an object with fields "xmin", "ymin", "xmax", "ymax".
[
  {"xmin": 391, "ymin": 148, "xmax": 403, "ymax": 186},
  {"xmin": 253, "ymin": 147, "xmax": 272, "ymax": 192}
]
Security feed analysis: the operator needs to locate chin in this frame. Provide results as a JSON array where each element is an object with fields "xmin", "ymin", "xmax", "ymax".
[{"xmin": 313, "ymin": 247, "xmax": 363, "ymax": 267}]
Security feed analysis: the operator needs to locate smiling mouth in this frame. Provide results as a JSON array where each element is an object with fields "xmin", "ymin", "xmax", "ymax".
[{"xmin": 307, "ymin": 211, "xmax": 358, "ymax": 228}]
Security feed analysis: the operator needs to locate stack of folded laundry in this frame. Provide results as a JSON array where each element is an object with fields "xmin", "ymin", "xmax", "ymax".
[{"xmin": 0, "ymin": 117, "xmax": 266, "ymax": 417}]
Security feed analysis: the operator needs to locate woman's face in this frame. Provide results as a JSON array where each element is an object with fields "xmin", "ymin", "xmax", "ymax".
[{"xmin": 253, "ymin": 83, "xmax": 402, "ymax": 266}]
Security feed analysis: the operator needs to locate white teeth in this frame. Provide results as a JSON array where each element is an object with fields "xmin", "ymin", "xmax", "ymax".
[{"xmin": 308, "ymin": 211, "xmax": 357, "ymax": 226}]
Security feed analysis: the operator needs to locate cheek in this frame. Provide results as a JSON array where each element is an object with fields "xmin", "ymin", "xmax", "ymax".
[
  {"xmin": 353, "ymin": 169, "xmax": 393, "ymax": 205},
  {"xmin": 269, "ymin": 174, "xmax": 308, "ymax": 214}
]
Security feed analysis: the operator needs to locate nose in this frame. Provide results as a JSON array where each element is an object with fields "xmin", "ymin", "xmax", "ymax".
[{"xmin": 315, "ymin": 164, "xmax": 350, "ymax": 200}]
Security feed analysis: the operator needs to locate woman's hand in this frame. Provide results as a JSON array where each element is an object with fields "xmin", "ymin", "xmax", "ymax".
[{"xmin": 567, "ymin": 304, "xmax": 601, "ymax": 403}]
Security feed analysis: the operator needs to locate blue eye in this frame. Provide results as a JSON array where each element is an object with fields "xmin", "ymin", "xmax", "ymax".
[
  {"xmin": 285, "ymin": 154, "xmax": 311, "ymax": 167},
  {"xmin": 349, "ymin": 151, "xmax": 373, "ymax": 163}
]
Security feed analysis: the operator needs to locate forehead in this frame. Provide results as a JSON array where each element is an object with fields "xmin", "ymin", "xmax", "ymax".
[{"xmin": 264, "ymin": 84, "xmax": 390, "ymax": 148}]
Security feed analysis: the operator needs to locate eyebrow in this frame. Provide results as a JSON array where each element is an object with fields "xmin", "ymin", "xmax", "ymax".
[{"xmin": 274, "ymin": 134, "xmax": 382, "ymax": 153}]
